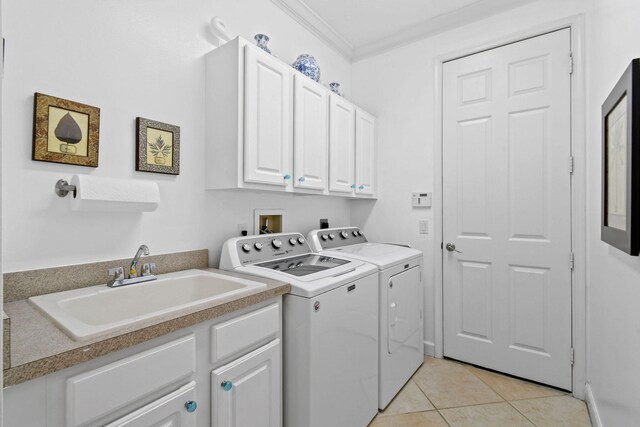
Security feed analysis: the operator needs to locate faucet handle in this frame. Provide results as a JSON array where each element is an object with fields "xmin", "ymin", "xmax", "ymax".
[
  {"xmin": 107, "ymin": 267, "xmax": 125, "ymax": 286},
  {"xmin": 142, "ymin": 263, "xmax": 157, "ymax": 277}
]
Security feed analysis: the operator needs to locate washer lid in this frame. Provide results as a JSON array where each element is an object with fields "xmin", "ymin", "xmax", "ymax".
[{"xmin": 321, "ymin": 243, "xmax": 422, "ymax": 270}]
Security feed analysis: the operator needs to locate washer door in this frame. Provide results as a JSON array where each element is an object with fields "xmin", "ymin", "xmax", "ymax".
[{"xmin": 388, "ymin": 267, "xmax": 421, "ymax": 353}]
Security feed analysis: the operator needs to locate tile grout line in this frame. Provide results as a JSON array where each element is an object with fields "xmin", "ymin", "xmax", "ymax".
[{"xmin": 465, "ymin": 363, "xmax": 541, "ymax": 426}]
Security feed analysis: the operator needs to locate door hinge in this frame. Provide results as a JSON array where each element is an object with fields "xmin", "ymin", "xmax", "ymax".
[
  {"xmin": 569, "ymin": 156, "xmax": 574, "ymax": 174},
  {"xmin": 569, "ymin": 52, "xmax": 574, "ymax": 74},
  {"xmin": 569, "ymin": 252, "xmax": 574, "ymax": 270},
  {"xmin": 570, "ymin": 347, "xmax": 574, "ymax": 365}
]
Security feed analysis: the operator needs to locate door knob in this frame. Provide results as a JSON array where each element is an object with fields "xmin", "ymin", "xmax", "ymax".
[
  {"xmin": 221, "ymin": 381, "xmax": 233, "ymax": 391},
  {"xmin": 445, "ymin": 243, "xmax": 462, "ymax": 253}
]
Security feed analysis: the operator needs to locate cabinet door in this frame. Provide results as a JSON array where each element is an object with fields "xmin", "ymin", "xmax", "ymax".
[
  {"xmin": 355, "ymin": 109, "xmax": 376, "ymax": 196},
  {"xmin": 329, "ymin": 94, "xmax": 355, "ymax": 193},
  {"xmin": 244, "ymin": 45, "xmax": 292, "ymax": 187},
  {"xmin": 105, "ymin": 381, "xmax": 197, "ymax": 427},
  {"xmin": 293, "ymin": 75, "xmax": 328, "ymax": 190},
  {"xmin": 212, "ymin": 339, "xmax": 281, "ymax": 427}
]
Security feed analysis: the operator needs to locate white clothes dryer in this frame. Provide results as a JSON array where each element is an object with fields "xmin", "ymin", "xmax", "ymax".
[
  {"xmin": 308, "ymin": 226, "xmax": 424, "ymax": 409},
  {"xmin": 220, "ymin": 232, "xmax": 379, "ymax": 427}
]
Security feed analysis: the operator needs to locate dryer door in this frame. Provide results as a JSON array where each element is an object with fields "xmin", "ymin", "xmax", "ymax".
[{"xmin": 387, "ymin": 267, "xmax": 421, "ymax": 353}]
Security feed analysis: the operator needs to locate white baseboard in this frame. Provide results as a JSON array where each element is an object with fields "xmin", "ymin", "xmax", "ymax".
[
  {"xmin": 423, "ymin": 340, "xmax": 435, "ymax": 357},
  {"xmin": 585, "ymin": 383, "xmax": 602, "ymax": 427}
]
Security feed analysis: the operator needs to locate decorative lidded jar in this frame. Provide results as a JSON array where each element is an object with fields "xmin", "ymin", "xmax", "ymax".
[{"xmin": 292, "ymin": 54, "xmax": 320, "ymax": 82}]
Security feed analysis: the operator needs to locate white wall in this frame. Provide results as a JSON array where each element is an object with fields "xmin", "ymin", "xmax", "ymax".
[
  {"xmin": 350, "ymin": 0, "xmax": 640, "ymax": 424},
  {"xmin": 2, "ymin": 0, "xmax": 353, "ymax": 272},
  {"xmin": 350, "ymin": 0, "xmax": 590, "ymax": 359},
  {"xmin": 584, "ymin": 0, "xmax": 640, "ymax": 424}
]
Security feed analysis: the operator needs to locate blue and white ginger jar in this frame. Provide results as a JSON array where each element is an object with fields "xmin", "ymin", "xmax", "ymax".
[{"xmin": 292, "ymin": 54, "xmax": 320, "ymax": 82}]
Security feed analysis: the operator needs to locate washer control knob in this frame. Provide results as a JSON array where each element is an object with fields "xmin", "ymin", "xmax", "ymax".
[
  {"xmin": 254, "ymin": 242, "xmax": 263, "ymax": 251},
  {"xmin": 328, "ymin": 233, "xmax": 335, "ymax": 240},
  {"xmin": 297, "ymin": 237, "xmax": 305, "ymax": 244},
  {"xmin": 340, "ymin": 231, "xmax": 348, "ymax": 239},
  {"xmin": 241, "ymin": 244, "xmax": 251, "ymax": 253},
  {"xmin": 321, "ymin": 234, "xmax": 328, "ymax": 241},
  {"xmin": 289, "ymin": 238, "xmax": 297, "ymax": 246},
  {"xmin": 352, "ymin": 231, "xmax": 359, "ymax": 237},
  {"xmin": 272, "ymin": 239, "xmax": 282, "ymax": 249},
  {"xmin": 357, "ymin": 231, "xmax": 363, "ymax": 236}
]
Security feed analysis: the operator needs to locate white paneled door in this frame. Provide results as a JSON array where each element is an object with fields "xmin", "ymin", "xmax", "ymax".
[{"xmin": 442, "ymin": 29, "xmax": 572, "ymax": 390}]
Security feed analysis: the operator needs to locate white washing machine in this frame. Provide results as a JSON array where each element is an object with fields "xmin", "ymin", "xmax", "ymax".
[
  {"xmin": 220, "ymin": 232, "xmax": 379, "ymax": 427},
  {"xmin": 308, "ymin": 226, "xmax": 424, "ymax": 409}
]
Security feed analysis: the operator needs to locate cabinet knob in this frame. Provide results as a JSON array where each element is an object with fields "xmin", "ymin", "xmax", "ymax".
[
  {"xmin": 358, "ymin": 185, "xmax": 365, "ymax": 190},
  {"xmin": 350, "ymin": 184, "xmax": 356, "ymax": 189},
  {"xmin": 221, "ymin": 380, "xmax": 233, "ymax": 391},
  {"xmin": 184, "ymin": 400, "xmax": 198, "ymax": 413},
  {"xmin": 283, "ymin": 174, "xmax": 291, "ymax": 180},
  {"xmin": 298, "ymin": 176, "xmax": 305, "ymax": 182}
]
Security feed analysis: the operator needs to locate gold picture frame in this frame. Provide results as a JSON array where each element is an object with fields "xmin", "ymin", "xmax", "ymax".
[
  {"xmin": 32, "ymin": 93, "xmax": 100, "ymax": 167},
  {"xmin": 136, "ymin": 117, "xmax": 180, "ymax": 175}
]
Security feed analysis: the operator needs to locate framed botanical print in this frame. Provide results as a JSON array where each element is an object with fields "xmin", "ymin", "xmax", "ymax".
[
  {"xmin": 32, "ymin": 93, "xmax": 100, "ymax": 167},
  {"xmin": 136, "ymin": 117, "xmax": 180, "ymax": 175},
  {"xmin": 602, "ymin": 58, "xmax": 640, "ymax": 255}
]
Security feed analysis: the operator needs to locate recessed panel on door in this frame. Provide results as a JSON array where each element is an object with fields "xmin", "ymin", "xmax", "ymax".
[
  {"xmin": 244, "ymin": 46, "xmax": 291, "ymax": 186},
  {"xmin": 329, "ymin": 95, "xmax": 355, "ymax": 193},
  {"xmin": 355, "ymin": 109, "xmax": 376, "ymax": 196},
  {"xmin": 294, "ymin": 75, "xmax": 328, "ymax": 190},
  {"xmin": 458, "ymin": 117, "xmax": 491, "ymax": 238}
]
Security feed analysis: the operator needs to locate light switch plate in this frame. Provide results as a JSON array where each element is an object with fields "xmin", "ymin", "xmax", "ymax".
[{"xmin": 419, "ymin": 220, "xmax": 429, "ymax": 234}]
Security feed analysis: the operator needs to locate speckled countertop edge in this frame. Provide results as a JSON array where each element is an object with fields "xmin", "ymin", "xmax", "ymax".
[{"xmin": 3, "ymin": 268, "xmax": 290, "ymax": 387}]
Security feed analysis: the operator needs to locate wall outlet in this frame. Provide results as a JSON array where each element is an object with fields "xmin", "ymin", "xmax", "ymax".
[{"xmin": 419, "ymin": 220, "xmax": 429, "ymax": 234}]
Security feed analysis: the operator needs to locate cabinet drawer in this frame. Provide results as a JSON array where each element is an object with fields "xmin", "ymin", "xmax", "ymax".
[
  {"xmin": 105, "ymin": 381, "xmax": 197, "ymax": 427},
  {"xmin": 211, "ymin": 303, "xmax": 279, "ymax": 363},
  {"xmin": 66, "ymin": 335, "xmax": 195, "ymax": 426}
]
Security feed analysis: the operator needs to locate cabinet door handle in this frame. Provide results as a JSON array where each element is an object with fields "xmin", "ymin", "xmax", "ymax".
[
  {"xmin": 221, "ymin": 380, "xmax": 233, "ymax": 391},
  {"xmin": 298, "ymin": 176, "xmax": 306, "ymax": 182},
  {"xmin": 358, "ymin": 185, "xmax": 365, "ymax": 190},
  {"xmin": 184, "ymin": 400, "xmax": 198, "ymax": 413},
  {"xmin": 350, "ymin": 184, "xmax": 356, "ymax": 189},
  {"xmin": 283, "ymin": 174, "xmax": 291, "ymax": 180}
]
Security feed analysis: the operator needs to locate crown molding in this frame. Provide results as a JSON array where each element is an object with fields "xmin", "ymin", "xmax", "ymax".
[
  {"xmin": 270, "ymin": 0, "xmax": 354, "ymax": 60},
  {"xmin": 272, "ymin": 0, "xmax": 538, "ymax": 63},
  {"xmin": 351, "ymin": 0, "xmax": 536, "ymax": 61}
]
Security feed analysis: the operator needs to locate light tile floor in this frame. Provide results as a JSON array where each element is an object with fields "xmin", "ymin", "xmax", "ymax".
[{"xmin": 369, "ymin": 356, "xmax": 592, "ymax": 427}]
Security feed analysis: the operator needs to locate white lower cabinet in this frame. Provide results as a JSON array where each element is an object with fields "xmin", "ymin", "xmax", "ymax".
[
  {"xmin": 105, "ymin": 381, "xmax": 197, "ymax": 427},
  {"xmin": 2, "ymin": 299, "xmax": 282, "ymax": 427},
  {"xmin": 211, "ymin": 339, "xmax": 281, "ymax": 427}
]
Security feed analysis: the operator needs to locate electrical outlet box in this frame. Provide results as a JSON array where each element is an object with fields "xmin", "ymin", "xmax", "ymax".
[
  {"xmin": 412, "ymin": 192, "xmax": 432, "ymax": 208},
  {"xmin": 419, "ymin": 220, "xmax": 429, "ymax": 234}
]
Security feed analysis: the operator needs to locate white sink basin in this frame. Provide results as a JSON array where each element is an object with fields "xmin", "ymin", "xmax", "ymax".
[{"xmin": 29, "ymin": 269, "xmax": 266, "ymax": 341}]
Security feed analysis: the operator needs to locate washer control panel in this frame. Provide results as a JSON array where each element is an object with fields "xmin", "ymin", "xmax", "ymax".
[
  {"xmin": 312, "ymin": 227, "xmax": 367, "ymax": 250},
  {"xmin": 236, "ymin": 233, "xmax": 311, "ymax": 265}
]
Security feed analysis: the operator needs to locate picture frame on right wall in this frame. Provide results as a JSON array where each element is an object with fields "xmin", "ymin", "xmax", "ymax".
[{"xmin": 602, "ymin": 58, "xmax": 640, "ymax": 255}]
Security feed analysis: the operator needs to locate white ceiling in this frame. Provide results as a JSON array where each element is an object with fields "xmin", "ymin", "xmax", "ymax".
[{"xmin": 271, "ymin": 0, "xmax": 539, "ymax": 61}]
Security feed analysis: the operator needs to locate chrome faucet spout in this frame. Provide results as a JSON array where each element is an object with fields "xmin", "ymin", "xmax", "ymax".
[{"xmin": 129, "ymin": 244, "xmax": 149, "ymax": 276}]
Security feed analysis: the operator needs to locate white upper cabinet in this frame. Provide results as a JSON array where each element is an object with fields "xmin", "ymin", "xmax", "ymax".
[
  {"xmin": 329, "ymin": 94, "xmax": 356, "ymax": 194},
  {"xmin": 204, "ymin": 37, "xmax": 375, "ymax": 198},
  {"xmin": 244, "ymin": 46, "xmax": 293, "ymax": 187},
  {"xmin": 355, "ymin": 109, "xmax": 376, "ymax": 196},
  {"xmin": 293, "ymin": 75, "xmax": 329, "ymax": 191}
]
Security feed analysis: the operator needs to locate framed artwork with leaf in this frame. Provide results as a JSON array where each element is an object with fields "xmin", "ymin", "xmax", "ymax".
[
  {"xmin": 32, "ymin": 93, "xmax": 100, "ymax": 167},
  {"xmin": 602, "ymin": 58, "xmax": 640, "ymax": 255},
  {"xmin": 136, "ymin": 117, "xmax": 180, "ymax": 175}
]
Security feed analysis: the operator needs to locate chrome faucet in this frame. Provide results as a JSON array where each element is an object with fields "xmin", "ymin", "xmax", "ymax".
[
  {"xmin": 129, "ymin": 244, "xmax": 149, "ymax": 277},
  {"xmin": 107, "ymin": 244, "xmax": 157, "ymax": 288}
]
